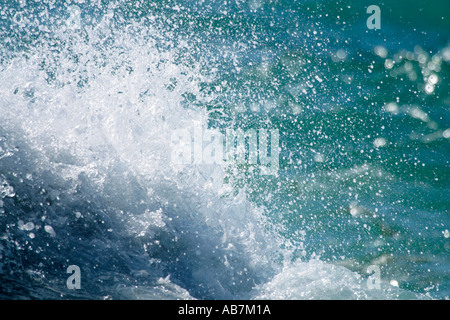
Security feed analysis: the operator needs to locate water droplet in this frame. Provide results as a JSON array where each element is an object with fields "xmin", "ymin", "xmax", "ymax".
[
  {"xmin": 383, "ymin": 102, "xmax": 399, "ymax": 114},
  {"xmin": 18, "ymin": 220, "xmax": 35, "ymax": 231},
  {"xmin": 390, "ymin": 280, "xmax": 399, "ymax": 287},
  {"xmin": 425, "ymin": 83, "xmax": 435, "ymax": 94},
  {"xmin": 1, "ymin": 177, "xmax": 15, "ymax": 198},
  {"xmin": 384, "ymin": 59, "xmax": 394, "ymax": 69},
  {"xmin": 374, "ymin": 45, "xmax": 388, "ymax": 58},
  {"xmin": 336, "ymin": 49, "xmax": 347, "ymax": 60},
  {"xmin": 373, "ymin": 137, "xmax": 387, "ymax": 148},
  {"xmin": 314, "ymin": 153, "xmax": 324, "ymax": 163},
  {"xmin": 443, "ymin": 129, "xmax": 450, "ymax": 139},
  {"xmin": 44, "ymin": 225, "xmax": 56, "ymax": 237}
]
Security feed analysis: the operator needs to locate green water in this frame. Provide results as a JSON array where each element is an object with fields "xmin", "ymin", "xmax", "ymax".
[{"xmin": 197, "ymin": 0, "xmax": 450, "ymax": 298}]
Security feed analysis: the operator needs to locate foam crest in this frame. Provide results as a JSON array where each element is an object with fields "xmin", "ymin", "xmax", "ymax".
[{"xmin": 0, "ymin": 9, "xmax": 279, "ymax": 299}]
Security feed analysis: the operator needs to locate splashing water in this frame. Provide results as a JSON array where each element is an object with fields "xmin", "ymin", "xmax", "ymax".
[{"xmin": 0, "ymin": 0, "xmax": 448, "ymax": 300}]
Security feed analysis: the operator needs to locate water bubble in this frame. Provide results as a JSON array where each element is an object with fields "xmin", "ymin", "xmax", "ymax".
[
  {"xmin": 407, "ymin": 71, "xmax": 417, "ymax": 81},
  {"xmin": 443, "ymin": 129, "xmax": 450, "ymax": 139},
  {"xmin": 404, "ymin": 61, "xmax": 413, "ymax": 71},
  {"xmin": 289, "ymin": 101, "xmax": 303, "ymax": 115},
  {"xmin": 383, "ymin": 102, "xmax": 399, "ymax": 114},
  {"xmin": 442, "ymin": 47, "xmax": 450, "ymax": 62},
  {"xmin": 349, "ymin": 202, "xmax": 361, "ymax": 217},
  {"xmin": 424, "ymin": 83, "xmax": 435, "ymax": 94},
  {"xmin": 12, "ymin": 12, "xmax": 25, "ymax": 26},
  {"xmin": 406, "ymin": 51, "xmax": 415, "ymax": 60},
  {"xmin": 427, "ymin": 74, "xmax": 438, "ymax": 85},
  {"xmin": 427, "ymin": 62, "xmax": 437, "ymax": 71},
  {"xmin": 18, "ymin": 220, "xmax": 35, "ymax": 231},
  {"xmin": 44, "ymin": 225, "xmax": 56, "ymax": 237},
  {"xmin": 390, "ymin": 280, "xmax": 399, "ymax": 287},
  {"xmin": 444, "ymin": 230, "xmax": 449, "ymax": 239},
  {"xmin": 336, "ymin": 49, "xmax": 347, "ymax": 60},
  {"xmin": 373, "ymin": 137, "xmax": 387, "ymax": 148},
  {"xmin": 418, "ymin": 54, "xmax": 427, "ymax": 64},
  {"xmin": 314, "ymin": 153, "xmax": 324, "ymax": 163},
  {"xmin": 374, "ymin": 45, "xmax": 388, "ymax": 58},
  {"xmin": 384, "ymin": 59, "xmax": 394, "ymax": 69},
  {"xmin": 408, "ymin": 107, "xmax": 430, "ymax": 122},
  {"xmin": 1, "ymin": 178, "xmax": 15, "ymax": 198}
]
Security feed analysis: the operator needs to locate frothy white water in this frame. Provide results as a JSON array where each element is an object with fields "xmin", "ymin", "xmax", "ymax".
[
  {"xmin": 0, "ymin": 14, "xmax": 425, "ymax": 300},
  {"xmin": 0, "ymin": 15, "xmax": 279, "ymax": 300},
  {"xmin": 254, "ymin": 259, "xmax": 424, "ymax": 300}
]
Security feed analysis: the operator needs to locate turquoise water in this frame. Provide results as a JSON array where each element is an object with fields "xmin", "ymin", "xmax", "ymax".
[{"xmin": 0, "ymin": 0, "xmax": 449, "ymax": 299}]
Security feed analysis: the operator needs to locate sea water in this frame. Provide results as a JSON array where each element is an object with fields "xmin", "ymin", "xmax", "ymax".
[{"xmin": 0, "ymin": 0, "xmax": 449, "ymax": 300}]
